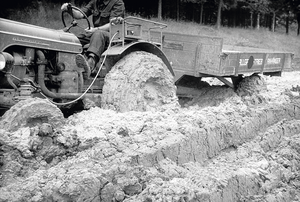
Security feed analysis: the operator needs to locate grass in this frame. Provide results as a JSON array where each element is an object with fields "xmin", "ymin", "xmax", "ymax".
[
  {"xmin": 5, "ymin": 3, "xmax": 63, "ymax": 29},
  {"xmin": 4, "ymin": 4, "xmax": 300, "ymax": 60}
]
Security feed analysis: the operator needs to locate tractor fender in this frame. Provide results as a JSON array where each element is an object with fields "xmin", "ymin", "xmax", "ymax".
[{"xmin": 103, "ymin": 41, "xmax": 174, "ymax": 76}]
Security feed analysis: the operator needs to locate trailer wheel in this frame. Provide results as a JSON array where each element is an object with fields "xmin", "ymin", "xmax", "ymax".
[
  {"xmin": 101, "ymin": 51, "xmax": 178, "ymax": 112},
  {"xmin": 236, "ymin": 74, "xmax": 267, "ymax": 96}
]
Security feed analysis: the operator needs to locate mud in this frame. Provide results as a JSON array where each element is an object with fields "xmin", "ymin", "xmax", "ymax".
[
  {"xmin": 1, "ymin": 71, "xmax": 300, "ymax": 202},
  {"xmin": 101, "ymin": 51, "xmax": 179, "ymax": 112}
]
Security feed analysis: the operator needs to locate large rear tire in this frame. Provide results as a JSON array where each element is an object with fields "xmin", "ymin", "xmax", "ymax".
[{"xmin": 101, "ymin": 51, "xmax": 178, "ymax": 112}]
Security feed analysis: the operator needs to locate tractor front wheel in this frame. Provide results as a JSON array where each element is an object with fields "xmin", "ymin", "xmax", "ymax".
[{"xmin": 0, "ymin": 98, "xmax": 64, "ymax": 132}]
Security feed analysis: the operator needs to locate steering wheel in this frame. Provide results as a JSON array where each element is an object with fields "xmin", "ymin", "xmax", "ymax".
[{"xmin": 61, "ymin": 4, "xmax": 91, "ymax": 32}]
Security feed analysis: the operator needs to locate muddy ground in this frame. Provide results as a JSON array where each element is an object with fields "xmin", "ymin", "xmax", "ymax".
[{"xmin": 1, "ymin": 70, "xmax": 300, "ymax": 201}]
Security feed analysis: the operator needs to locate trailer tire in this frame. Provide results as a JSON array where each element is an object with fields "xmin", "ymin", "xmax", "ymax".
[
  {"xmin": 101, "ymin": 51, "xmax": 178, "ymax": 112},
  {"xmin": 236, "ymin": 74, "xmax": 267, "ymax": 96},
  {"xmin": 236, "ymin": 74, "xmax": 267, "ymax": 105}
]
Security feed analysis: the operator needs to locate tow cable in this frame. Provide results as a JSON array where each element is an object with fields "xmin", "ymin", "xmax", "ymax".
[{"xmin": 40, "ymin": 32, "xmax": 119, "ymax": 106}]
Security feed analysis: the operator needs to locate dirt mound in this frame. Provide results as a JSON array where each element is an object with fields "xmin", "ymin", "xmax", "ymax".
[
  {"xmin": 1, "ymin": 72, "xmax": 300, "ymax": 201},
  {"xmin": 126, "ymin": 119, "xmax": 300, "ymax": 201},
  {"xmin": 101, "ymin": 51, "xmax": 179, "ymax": 112},
  {"xmin": 179, "ymin": 85, "xmax": 237, "ymax": 108},
  {"xmin": 0, "ymin": 98, "xmax": 79, "ymax": 188}
]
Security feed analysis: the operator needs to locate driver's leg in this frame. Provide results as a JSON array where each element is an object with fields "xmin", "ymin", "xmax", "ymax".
[
  {"xmin": 86, "ymin": 30, "xmax": 110, "ymax": 68},
  {"xmin": 75, "ymin": 33, "xmax": 92, "ymax": 79},
  {"xmin": 75, "ymin": 30, "xmax": 109, "ymax": 79}
]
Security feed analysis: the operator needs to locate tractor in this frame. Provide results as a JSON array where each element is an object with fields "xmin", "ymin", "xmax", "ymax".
[{"xmin": 0, "ymin": 5, "xmax": 294, "ymax": 117}]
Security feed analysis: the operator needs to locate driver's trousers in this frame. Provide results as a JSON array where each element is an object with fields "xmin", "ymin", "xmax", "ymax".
[{"xmin": 77, "ymin": 30, "xmax": 110, "ymax": 60}]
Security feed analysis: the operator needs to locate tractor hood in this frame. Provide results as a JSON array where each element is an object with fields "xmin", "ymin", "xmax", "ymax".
[{"xmin": 0, "ymin": 18, "xmax": 82, "ymax": 53}]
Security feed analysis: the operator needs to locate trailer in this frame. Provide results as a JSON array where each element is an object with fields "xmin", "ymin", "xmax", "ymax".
[{"xmin": 107, "ymin": 16, "xmax": 293, "ymax": 89}]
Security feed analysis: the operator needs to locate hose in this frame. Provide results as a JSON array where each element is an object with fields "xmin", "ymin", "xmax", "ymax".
[
  {"xmin": 6, "ymin": 74, "xmax": 18, "ymax": 90},
  {"xmin": 36, "ymin": 50, "xmax": 59, "ymax": 99},
  {"xmin": 37, "ymin": 50, "xmax": 85, "ymax": 99},
  {"xmin": 40, "ymin": 32, "xmax": 119, "ymax": 106}
]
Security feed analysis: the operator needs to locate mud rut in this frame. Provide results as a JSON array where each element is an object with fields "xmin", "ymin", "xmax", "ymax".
[{"xmin": 1, "ymin": 59, "xmax": 300, "ymax": 201}]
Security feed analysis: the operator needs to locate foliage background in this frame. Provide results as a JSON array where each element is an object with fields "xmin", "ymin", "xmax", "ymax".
[
  {"xmin": 1, "ymin": 0, "xmax": 300, "ymax": 33},
  {"xmin": 1, "ymin": 0, "xmax": 300, "ymax": 61}
]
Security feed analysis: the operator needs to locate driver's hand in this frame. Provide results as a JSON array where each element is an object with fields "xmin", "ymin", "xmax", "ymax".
[
  {"xmin": 61, "ymin": 3, "xmax": 71, "ymax": 11},
  {"xmin": 110, "ymin": 17, "xmax": 124, "ymax": 25},
  {"xmin": 85, "ymin": 27, "xmax": 97, "ymax": 35}
]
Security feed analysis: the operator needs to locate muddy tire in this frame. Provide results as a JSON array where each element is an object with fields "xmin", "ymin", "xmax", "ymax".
[
  {"xmin": 0, "ymin": 97, "xmax": 64, "ymax": 132},
  {"xmin": 101, "ymin": 51, "xmax": 178, "ymax": 112},
  {"xmin": 236, "ymin": 74, "xmax": 267, "ymax": 105},
  {"xmin": 236, "ymin": 74, "xmax": 267, "ymax": 96}
]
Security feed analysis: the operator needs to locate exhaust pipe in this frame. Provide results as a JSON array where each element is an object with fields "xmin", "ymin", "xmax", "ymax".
[{"xmin": 36, "ymin": 50, "xmax": 83, "ymax": 100}]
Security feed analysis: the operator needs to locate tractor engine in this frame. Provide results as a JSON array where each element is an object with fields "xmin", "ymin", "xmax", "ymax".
[
  {"xmin": 0, "ymin": 47, "xmax": 80, "ymax": 108},
  {"xmin": 0, "ymin": 18, "xmax": 83, "ymax": 108},
  {"xmin": 0, "ymin": 17, "xmax": 85, "ymax": 109}
]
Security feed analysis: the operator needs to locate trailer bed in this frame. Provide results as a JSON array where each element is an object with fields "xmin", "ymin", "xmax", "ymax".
[
  {"xmin": 148, "ymin": 31, "xmax": 293, "ymax": 81},
  {"xmin": 220, "ymin": 45, "xmax": 293, "ymax": 76},
  {"xmin": 111, "ymin": 18, "xmax": 293, "ymax": 84}
]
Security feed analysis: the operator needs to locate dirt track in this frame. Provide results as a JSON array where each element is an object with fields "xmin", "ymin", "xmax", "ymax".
[{"xmin": 1, "ymin": 71, "xmax": 300, "ymax": 201}]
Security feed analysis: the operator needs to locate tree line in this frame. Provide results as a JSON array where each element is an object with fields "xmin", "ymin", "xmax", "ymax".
[
  {"xmin": 1, "ymin": 0, "xmax": 300, "ymax": 34},
  {"xmin": 154, "ymin": 0, "xmax": 300, "ymax": 34}
]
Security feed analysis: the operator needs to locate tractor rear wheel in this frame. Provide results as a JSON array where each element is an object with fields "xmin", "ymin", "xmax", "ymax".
[{"xmin": 101, "ymin": 51, "xmax": 178, "ymax": 112}]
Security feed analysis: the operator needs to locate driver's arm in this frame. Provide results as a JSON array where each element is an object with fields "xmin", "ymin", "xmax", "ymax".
[
  {"xmin": 92, "ymin": 17, "xmax": 123, "ymax": 32},
  {"xmin": 95, "ymin": 17, "xmax": 123, "ymax": 32},
  {"xmin": 96, "ymin": 23, "xmax": 110, "ymax": 32},
  {"xmin": 85, "ymin": 22, "xmax": 110, "ymax": 34},
  {"xmin": 61, "ymin": 3, "xmax": 84, "ymax": 19}
]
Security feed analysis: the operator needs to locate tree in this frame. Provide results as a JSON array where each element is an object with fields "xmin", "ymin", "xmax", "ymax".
[
  {"xmin": 198, "ymin": 0, "xmax": 207, "ymax": 24},
  {"xmin": 216, "ymin": 0, "xmax": 238, "ymax": 29},
  {"xmin": 216, "ymin": 0, "xmax": 223, "ymax": 29},
  {"xmin": 177, "ymin": 0, "xmax": 180, "ymax": 21},
  {"xmin": 181, "ymin": 0, "xmax": 207, "ymax": 23},
  {"xmin": 276, "ymin": 0, "xmax": 296, "ymax": 35},
  {"xmin": 223, "ymin": 0, "xmax": 239, "ymax": 27},
  {"xmin": 289, "ymin": 0, "xmax": 300, "ymax": 35},
  {"xmin": 268, "ymin": 0, "xmax": 285, "ymax": 32},
  {"xmin": 158, "ymin": 0, "xmax": 162, "ymax": 20},
  {"xmin": 244, "ymin": 0, "xmax": 270, "ymax": 29}
]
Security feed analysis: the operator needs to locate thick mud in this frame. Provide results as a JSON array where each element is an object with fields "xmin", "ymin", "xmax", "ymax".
[
  {"xmin": 1, "ymin": 71, "xmax": 300, "ymax": 202},
  {"xmin": 101, "ymin": 51, "xmax": 179, "ymax": 112}
]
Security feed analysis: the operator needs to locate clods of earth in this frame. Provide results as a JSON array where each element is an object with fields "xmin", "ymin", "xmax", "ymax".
[{"xmin": 1, "ymin": 71, "xmax": 300, "ymax": 201}]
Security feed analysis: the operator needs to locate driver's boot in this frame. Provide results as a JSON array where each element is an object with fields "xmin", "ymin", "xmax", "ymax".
[
  {"xmin": 75, "ymin": 54, "xmax": 92, "ymax": 79},
  {"xmin": 87, "ymin": 53, "xmax": 96, "ymax": 71}
]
